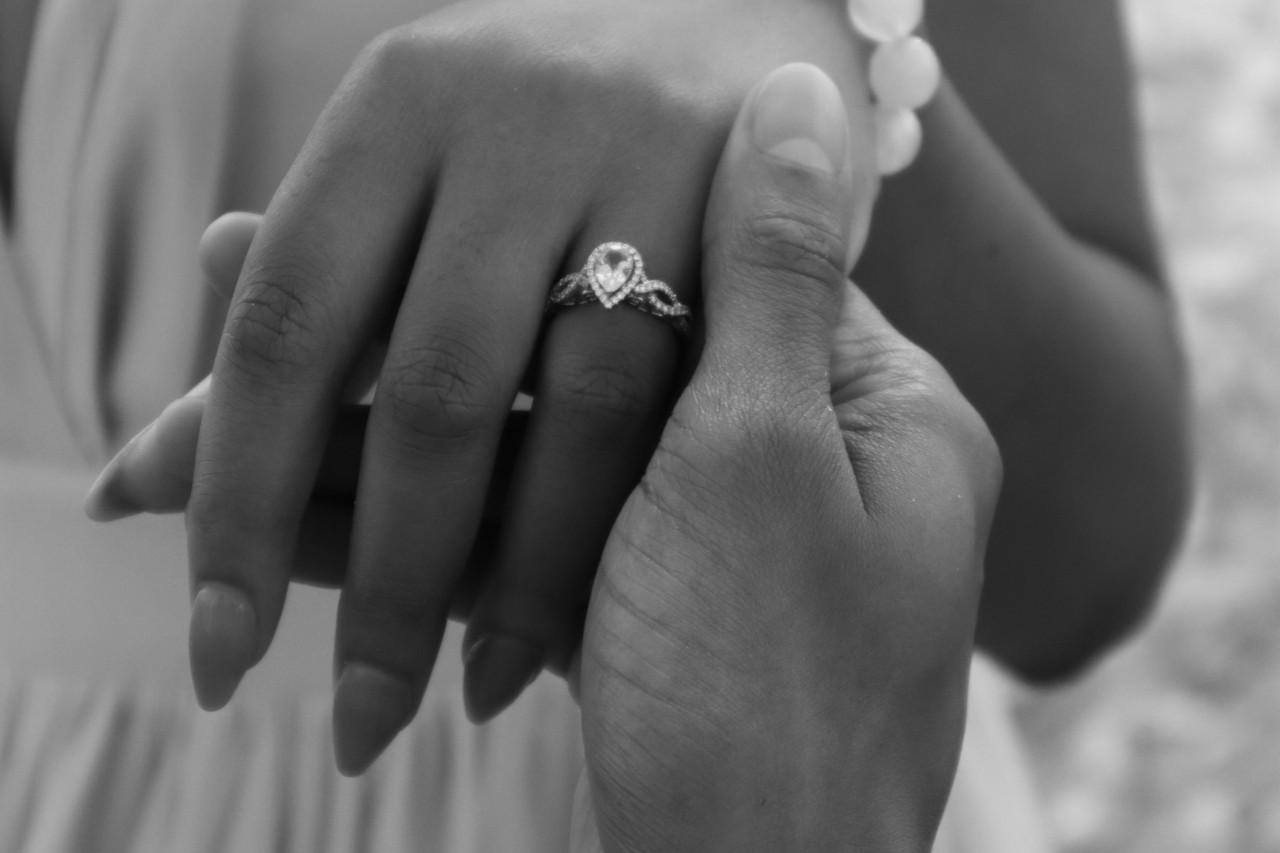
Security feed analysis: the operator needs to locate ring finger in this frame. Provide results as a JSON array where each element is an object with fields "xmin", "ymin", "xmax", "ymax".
[
  {"xmin": 329, "ymin": 177, "xmax": 569, "ymax": 774},
  {"xmin": 461, "ymin": 210, "xmax": 701, "ymax": 723}
]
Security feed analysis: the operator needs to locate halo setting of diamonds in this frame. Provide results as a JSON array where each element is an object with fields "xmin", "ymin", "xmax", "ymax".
[
  {"xmin": 547, "ymin": 242, "xmax": 692, "ymax": 335},
  {"xmin": 588, "ymin": 243, "xmax": 643, "ymax": 308}
]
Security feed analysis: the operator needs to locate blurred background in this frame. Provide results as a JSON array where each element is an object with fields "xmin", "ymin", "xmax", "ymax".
[{"xmin": 1021, "ymin": 1, "xmax": 1280, "ymax": 850}]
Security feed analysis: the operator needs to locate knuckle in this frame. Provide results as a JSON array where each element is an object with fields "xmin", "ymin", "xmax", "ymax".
[
  {"xmin": 734, "ymin": 207, "xmax": 846, "ymax": 293},
  {"xmin": 186, "ymin": 469, "xmax": 283, "ymax": 549},
  {"xmin": 950, "ymin": 397, "xmax": 1003, "ymax": 515},
  {"xmin": 839, "ymin": 346, "xmax": 954, "ymax": 438},
  {"xmin": 309, "ymin": 24, "xmax": 449, "ymax": 161},
  {"xmin": 888, "ymin": 353, "xmax": 1000, "ymax": 488},
  {"xmin": 376, "ymin": 332, "xmax": 501, "ymax": 449},
  {"xmin": 348, "ymin": 25, "xmax": 450, "ymax": 122},
  {"xmin": 674, "ymin": 395, "xmax": 824, "ymax": 485},
  {"xmin": 842, "ymin": 345, "xmax": 1002, "ymax": 561},
  {"xmin": 222, "ymin": 259, "xmax": 334, "ymax": 381},
  {"xmin": 359, "ymin": 25, "xmax": 434, "ymax": 89},
  {"xmin": 640, "ymin": 399, "xmax": 830, "ymax": 543},
  {"xmin": 689, "ymin": 369, "xmax": 831, "ymax": 454},
  {"xmin": 720, "ymin": 403, "xmax": 827, "ymax": 466}
]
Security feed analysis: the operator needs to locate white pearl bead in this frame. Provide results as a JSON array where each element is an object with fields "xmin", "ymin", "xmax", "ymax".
[
  {"xmin": 869, "ymin": 36, "xmax": 940, "ymax": 110},
  {"xmin": 873, "ymin": 107, "xmax": 922, "ymax": 175},
  {"xmin": 848, "ymin": 0, "xmax": 923, "ymax": 43}
]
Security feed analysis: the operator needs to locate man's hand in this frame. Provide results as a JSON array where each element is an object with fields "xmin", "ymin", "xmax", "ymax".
[{"xmin": 572, "ymin": 63, "xmax": 1000, "ymax": 853}]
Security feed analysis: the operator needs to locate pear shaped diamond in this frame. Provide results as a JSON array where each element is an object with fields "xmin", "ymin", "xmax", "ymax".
[
  {"xmin": 594, "ymin": 250, "xmax": 632, "ymax": 292},
  {"xmin": 587, "ymin": 242, "xmax": 642, "ymax": 308}
]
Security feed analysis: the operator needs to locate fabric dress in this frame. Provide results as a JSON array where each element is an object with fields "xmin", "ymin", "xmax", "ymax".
[{"xmin": 0, "ymin": 0, "xmax": 1055, "ymax": 849}]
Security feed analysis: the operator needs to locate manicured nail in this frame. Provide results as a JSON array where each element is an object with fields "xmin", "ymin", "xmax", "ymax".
[
  {"xmin": 189, "ymin": 582, "xmax": 257, "ymax": 711},
  {"xmin": 463, "ymin": 634, "xmax": 543, "ymax": 724},
  {"xmin": 332, "ymin": 663, "xmax": 417, "ymax": 776},
  {"xmin": 752, "ymin": 63, "xmax": 848, "ymax": 175},
  {"xmin": 83, "ymin": 421, "xmax": 157, "ymax": 521}
]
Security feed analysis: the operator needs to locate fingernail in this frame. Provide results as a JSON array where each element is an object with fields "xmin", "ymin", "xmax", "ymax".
[
  {"xmin": 189, "ymin": 582, "xmax": 257, "ymax": 710},
  {"xmin": 752, "ymin": 63, "xmax": 848, "ymax": 175},
  {"xmin": 463, "ymin": 634, "xmax": 543, "ymax": 724},
  {"xmin": 83, "ymin": 422, "xmax": 157, "ymax": 521},
  {"xmin": 333, "ymin": 664, "xmax": 417, "ymax": 776}
]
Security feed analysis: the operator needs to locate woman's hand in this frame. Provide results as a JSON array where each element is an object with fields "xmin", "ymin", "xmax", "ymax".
[
  {"xmin": 182, "ymin": 0, "xmax": 876, "ymax": 772},
  {"xmin": 571, "ymin": 64, "xmax": 998, "ymax": 853},
  {"xmin": 85, "ymin": 212, "xmax": 525, "ymax": 599}
]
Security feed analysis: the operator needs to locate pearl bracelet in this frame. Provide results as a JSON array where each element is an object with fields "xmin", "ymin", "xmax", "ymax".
[{"xmin": 847, "ymin": 0, "xmax": 940, "ymax": 174}]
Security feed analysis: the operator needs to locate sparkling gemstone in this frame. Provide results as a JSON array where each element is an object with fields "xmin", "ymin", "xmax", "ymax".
[
  {"xmin": 870, "ymin": 36, "xmax": 940, "ymax": 110},
  {"xmin": 592, "ymin": 247, "xmax": 635, "ymax": 294},
  {"xmin": 848, "ymin": 0, "xmax": 923, "ymax": 42},
  {"xmin": 873, "ymin": 106, "xmax": 922, "ymax": 175}
]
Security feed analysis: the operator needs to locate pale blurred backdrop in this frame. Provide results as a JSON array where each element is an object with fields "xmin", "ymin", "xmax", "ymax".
[{"xmin": 1020, "ymin": 1, "xmax": 1280, "ymax": 850}]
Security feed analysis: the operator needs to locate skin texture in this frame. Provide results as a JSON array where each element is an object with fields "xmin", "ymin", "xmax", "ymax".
[
  {"xmin": 183, "ymin": 0, "xmax": 884, "ymax": 776},
  {"xmin": 72, "ymin": 0, "xmax": 1187, "ymax": 774},
  {"xmin": 569, "ymin": 64, "xmax": 999, "ymax": 852},
  {"xmin": 207, "ymin": 0, "xmax": 1187, "ymax": 692},
  {"xmin": 92, "ymin": 63, "xmax": 1002, "ymax": 849}
]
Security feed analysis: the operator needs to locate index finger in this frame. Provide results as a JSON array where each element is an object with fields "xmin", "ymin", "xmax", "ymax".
[{"xmin": 186, "ymin": 36, "xmax": 442, "ymax": 709}]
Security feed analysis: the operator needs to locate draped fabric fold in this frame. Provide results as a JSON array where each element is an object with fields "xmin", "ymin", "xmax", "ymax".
[
  {"xmin": 13, "ymin": 0, "xmax": 244, "ymax": 461},
  {"xmin": 0, "ymin": 664, "xmax": 584, "ymax": 853}
]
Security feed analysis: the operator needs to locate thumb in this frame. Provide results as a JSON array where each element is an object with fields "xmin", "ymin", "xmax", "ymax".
[{"xmin": 698, "ymin": 63, "xmax": 876, "ymax": 397}]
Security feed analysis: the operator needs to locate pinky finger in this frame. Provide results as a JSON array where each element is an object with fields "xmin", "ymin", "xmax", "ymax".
[
  {"xmin": 199, "ymin": 211, "xmax": 263, "ymax": 300},
  {"xmin": 85, "ymin": 394, "xmax": 376, "ymax": 521},
  {"xmin": 84, "ymin": 211, "xmax": 265, "ymax": 519},
  {"xmin": 84, "ymin": 378, "xmax": 209, "ymax": 520}
]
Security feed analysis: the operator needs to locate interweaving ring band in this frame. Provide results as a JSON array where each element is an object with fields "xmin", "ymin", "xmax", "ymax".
[{"xmin": 547, "ymin": 242, "xmax": 692, "ymax": 335}]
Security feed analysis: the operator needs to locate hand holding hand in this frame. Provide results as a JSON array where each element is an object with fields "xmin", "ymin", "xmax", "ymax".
[{"xmin": 176, "ymin": 0, "xmax": 874, "ymax": 773}]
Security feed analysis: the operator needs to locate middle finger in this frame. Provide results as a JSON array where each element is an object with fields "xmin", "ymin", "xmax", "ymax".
[{"xmin": 330, "ymin": 180, "xmax": 563, "ymax": 775}]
